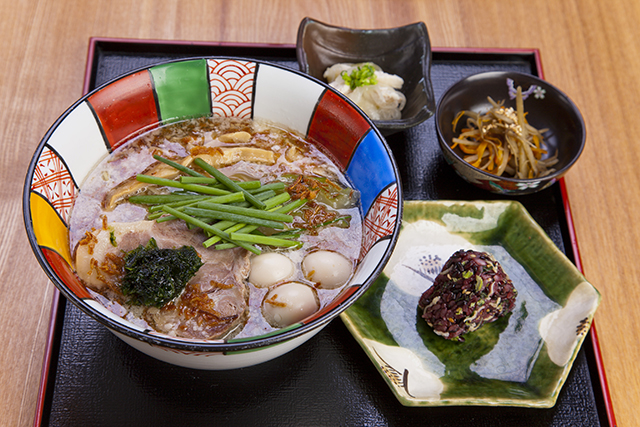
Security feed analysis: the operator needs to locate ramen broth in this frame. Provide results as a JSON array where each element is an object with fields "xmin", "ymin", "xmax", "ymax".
[{"xmin": 69, "ymin": 117, "xmax": 362, "ymax": 340}]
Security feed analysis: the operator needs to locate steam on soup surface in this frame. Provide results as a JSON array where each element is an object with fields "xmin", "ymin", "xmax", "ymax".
[{"xmin": 69, "ymin": 117, "xmax": 362, "ymax": 340}]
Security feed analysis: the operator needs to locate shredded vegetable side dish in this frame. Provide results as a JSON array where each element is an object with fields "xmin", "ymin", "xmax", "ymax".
[{"xmin": 451, "ymin": 86, "xmax": 558, "ymax": 179}]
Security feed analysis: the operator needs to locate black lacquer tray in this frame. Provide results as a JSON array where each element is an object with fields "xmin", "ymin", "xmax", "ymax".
[{"xmin": 34, "ymin": 39, "xmax": 615, "ymax": 427}]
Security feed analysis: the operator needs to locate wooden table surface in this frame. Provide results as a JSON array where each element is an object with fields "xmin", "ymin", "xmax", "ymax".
[{"xmin": 2, "ymin": 0, "xmax": 637, "ymax": 425}]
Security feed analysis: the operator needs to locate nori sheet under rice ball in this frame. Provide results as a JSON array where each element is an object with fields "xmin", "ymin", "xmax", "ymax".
[{"xmin": 418, "ymin": 249, "xmax": 517, "ymax": 342}]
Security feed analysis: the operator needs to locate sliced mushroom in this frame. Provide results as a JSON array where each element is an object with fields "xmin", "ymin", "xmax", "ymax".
[{"xmin": 102, "ymin": 156, "xmax": 195, "ymax": 211}]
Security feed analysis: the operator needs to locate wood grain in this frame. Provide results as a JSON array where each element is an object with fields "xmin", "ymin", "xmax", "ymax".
[{"xmin": 2, "ymin": 0, "xmax": 637, "ymax": 425}]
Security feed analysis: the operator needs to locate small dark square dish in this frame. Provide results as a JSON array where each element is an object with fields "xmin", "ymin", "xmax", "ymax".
[{"xmin": 296, "ymin": 17, "xmax": 435, "ymax": 135}]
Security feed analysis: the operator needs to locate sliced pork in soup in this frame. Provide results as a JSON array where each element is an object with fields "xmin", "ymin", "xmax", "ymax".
[
  {"xmin": 69, "ymin": 117, "xmax": 362, "ymax": 340},
  {"xmin": 75, "ymin": 220, "xmax": 251, "ymax": 339}
]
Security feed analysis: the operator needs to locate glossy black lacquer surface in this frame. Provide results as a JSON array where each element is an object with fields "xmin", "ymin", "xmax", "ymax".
[{"xmin": 40, "ymin": 41, "xmax": 608, "ymax": 427}]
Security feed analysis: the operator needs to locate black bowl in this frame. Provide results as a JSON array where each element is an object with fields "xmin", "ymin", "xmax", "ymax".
[
  {"xmin": 296, "ymin": 17, "xmax": 435, "ymax": 135},
  {"xmin": 436, "ymin": 71, "xmax": 586, "ymax": 195}
]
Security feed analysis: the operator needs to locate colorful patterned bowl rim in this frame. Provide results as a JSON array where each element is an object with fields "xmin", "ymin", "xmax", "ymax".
[{"xmin": 23, "ymin": 56, "xmax": 403, "ymax": 353}]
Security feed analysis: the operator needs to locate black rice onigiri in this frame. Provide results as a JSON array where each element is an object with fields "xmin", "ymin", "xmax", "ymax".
[{"xmin": 418, "ymin": 249, "xmax": 517, "ymax": 341}]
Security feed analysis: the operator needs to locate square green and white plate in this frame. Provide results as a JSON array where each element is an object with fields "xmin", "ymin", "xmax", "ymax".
[{"xmin": 340, "ymin": 200, "xmax": 600, "ymax": 407}]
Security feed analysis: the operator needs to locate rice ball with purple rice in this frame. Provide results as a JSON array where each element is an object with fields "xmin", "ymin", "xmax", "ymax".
[{"xmin": 418, "ymin": 249, "xmax": 517, "ymax": 342}]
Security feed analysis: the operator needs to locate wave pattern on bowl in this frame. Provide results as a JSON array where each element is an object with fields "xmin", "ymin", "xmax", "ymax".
[{"xmin": 24, "ymin": 57, "xmax": 402, "ymax": 367}]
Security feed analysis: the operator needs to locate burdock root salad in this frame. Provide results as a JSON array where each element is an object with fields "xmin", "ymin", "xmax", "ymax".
[{"xmin": 418, "ymin": 249, "xmax": 517, "ymax": 342}]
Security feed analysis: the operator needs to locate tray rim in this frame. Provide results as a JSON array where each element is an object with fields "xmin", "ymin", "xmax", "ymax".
[{"xmin": 32, "ymin": 37, "xmax": 616, "ymax": 427}]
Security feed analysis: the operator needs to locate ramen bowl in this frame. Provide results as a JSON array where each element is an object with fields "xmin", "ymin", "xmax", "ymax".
[
  {"xmin": 436, "ymin": 71, "xmax": 585, "ymax": 195},
  {"xmin": 296, "ymin": 17, "xmax": 435, "ymax": 135},
  {"xmin": 24, "ymin": 57, "xmax": 402, "ymax": 370}
]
